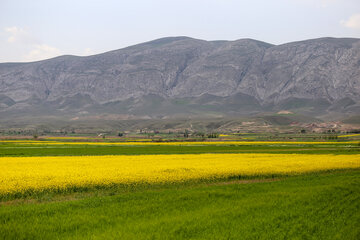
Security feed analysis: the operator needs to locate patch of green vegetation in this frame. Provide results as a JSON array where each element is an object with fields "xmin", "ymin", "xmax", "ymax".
[
  {"xmin": 0, "ymin": 142, "xmax": 359, "ymax": 157},
  {"xmin": 0, "ymin": 170, "xmax": 359, "ymax": 239}
]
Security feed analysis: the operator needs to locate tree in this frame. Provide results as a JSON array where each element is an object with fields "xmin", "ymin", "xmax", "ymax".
[
  {"xmin": 207, "ymin": 133, "xmax": 219, "ymax": 138},
  {"xmin": 194, "ymin": 132, "xmax": 205, "ymax": 138},
  {"xmin": 184, "ymin": 129, "xmax": 189, "ymax": 138}
]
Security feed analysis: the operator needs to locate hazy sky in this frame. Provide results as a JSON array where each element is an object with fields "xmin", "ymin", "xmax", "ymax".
[{"xmin": 1, "ymin": 0, "xmax": 360, "ymax": 63}]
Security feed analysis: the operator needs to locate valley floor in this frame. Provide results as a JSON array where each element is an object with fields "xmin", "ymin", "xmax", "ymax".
[{"xmin": 0, "ymin": 139, "xmax": 359, "ymax": 239}]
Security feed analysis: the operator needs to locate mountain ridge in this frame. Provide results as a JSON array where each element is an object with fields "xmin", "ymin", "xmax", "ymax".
[{"xmin": 0, "ymin": 36, "xmax": 359, "ymax": 119}]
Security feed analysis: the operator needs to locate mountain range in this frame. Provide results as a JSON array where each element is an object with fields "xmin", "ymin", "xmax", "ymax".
[{"xmin": 1, "ymin": 36, "xmax": 359, "ymax": 120}]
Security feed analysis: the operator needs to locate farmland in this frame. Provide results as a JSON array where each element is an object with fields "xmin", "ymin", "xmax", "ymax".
[{"xmin": 0, "ymin": 137, "xmax": 359, "ymax": 239}]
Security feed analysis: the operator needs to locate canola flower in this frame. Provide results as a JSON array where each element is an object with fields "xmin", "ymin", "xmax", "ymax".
[
  {"xmin": 338, "ymin": 134, "xmax": 360, "ymax": 138},
  {"xmin": 0, "ymin": 153, "xmax": 359, "ymax": 195},
  {"xmin": 0, "ymin": 140, "xmax": 358, "ymax": 146}
]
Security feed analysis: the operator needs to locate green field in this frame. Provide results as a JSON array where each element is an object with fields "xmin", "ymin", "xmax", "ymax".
[
  {"xmin": 1, "ymin": 141, "xmax": 359, "ymax": 157},
  {"xmin": 0, "ymin": 139, "xmax": 359, "ymax": 239},
  {"xmin": 1, "ymin": 170, "xmax": 359, "ymax": 239}
]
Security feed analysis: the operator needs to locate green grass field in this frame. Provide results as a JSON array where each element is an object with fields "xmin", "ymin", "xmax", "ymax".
[
  {"xmin": 1, "ymin": 170, "xmax": 359, "ymax": 240},
  {"xmin": 1, "ymin": 141, "xmax": 359, "ymax": 157},
  {"xmin": 0, "ymin": 139, "xmax": 359, "ymax": 239}
]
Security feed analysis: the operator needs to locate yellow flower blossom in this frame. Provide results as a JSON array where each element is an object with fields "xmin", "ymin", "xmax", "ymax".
[
  {"xmin": 338, "ymin": 134, "xmax": 360, "ymax": 138},
  {"xmin": 0, "ymin": 153, "xmax": 358, "ymax": 195},
  {"xmin": 0, "ymin": 140, "xmax": 358, "ymax": 146}
]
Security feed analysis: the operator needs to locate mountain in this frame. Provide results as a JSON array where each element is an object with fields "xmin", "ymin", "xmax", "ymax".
[{"xmin": 0, "ymin": 36, "xmax": 360, "ymax": 120}]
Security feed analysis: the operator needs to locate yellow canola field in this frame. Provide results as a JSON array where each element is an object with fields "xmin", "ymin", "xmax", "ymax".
[
  {"xmin": 339, "ymin": 134, "xmax": 360, "ymax": 138},
  {"xmin": 0, "ymin": 140, "xmax": 358, "ymax": 146},
  {"xmin": 0, "ymin": 154, "xmax": 359, "ymax": 195}
]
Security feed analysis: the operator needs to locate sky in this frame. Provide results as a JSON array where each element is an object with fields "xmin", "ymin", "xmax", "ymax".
[{"xmin": 0, "ymin": 0, "xmax": 360, "ymax": 63}]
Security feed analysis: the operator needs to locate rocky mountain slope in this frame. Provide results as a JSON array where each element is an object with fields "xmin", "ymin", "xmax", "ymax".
[{"xmin": 0, "ymin": 36, "xmax": 359, "ymax": 119}]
